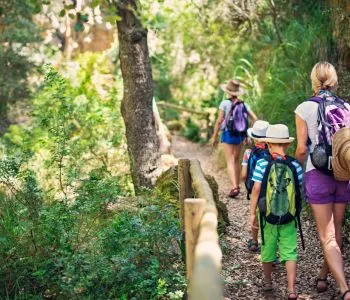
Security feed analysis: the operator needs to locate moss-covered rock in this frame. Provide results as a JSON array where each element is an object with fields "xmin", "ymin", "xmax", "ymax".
[
  {"xmin": 155, "ymin": 166, "xmax": 179, "ymax": 204},
  {"xmin": 155, "ymin": 166, "xmax": 229, "ymax": 233}
]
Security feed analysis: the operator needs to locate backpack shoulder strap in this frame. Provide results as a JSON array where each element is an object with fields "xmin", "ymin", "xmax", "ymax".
[
  {"xmin": 285, "ymin": 157, "xmax": 300, "ymax": 186},
  {"xmin": 307, "ymin": 96, "xmax": 323, "ymax": 104},
  {"xmin": 284, "ymin": 156, "xmax": 305, "ymax": 249},
  {"xmin": 260, "ymin": 156, "xmax": 274, "ymax": 191},
  {"xmin": 258, "ymin": 156, "xmax": 274, "ymax": 247}
]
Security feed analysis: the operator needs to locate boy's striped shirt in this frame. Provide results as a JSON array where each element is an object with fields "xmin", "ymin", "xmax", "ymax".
[{"xmin": 252, "ymin": 158, "xmax": 303, "ymax": 185}]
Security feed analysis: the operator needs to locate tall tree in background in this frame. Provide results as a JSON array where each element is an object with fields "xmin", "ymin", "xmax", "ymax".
[
  {"xmin": 0, "ymin": 0, "xmax": 40, "ymax": 130},
  {"xmin": 116, "ymin": 0, "xmax": 160, "ymax": 193}
]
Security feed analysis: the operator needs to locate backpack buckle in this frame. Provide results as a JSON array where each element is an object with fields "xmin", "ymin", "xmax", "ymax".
[{"xmin": 328, "ymin": 156, "xmax": 333, "ymax": 170}]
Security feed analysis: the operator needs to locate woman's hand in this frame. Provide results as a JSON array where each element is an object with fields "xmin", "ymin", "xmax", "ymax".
[
  {"xmin": 250, "ymin": 214, "xmax": 258, "ymax": 232},
  {"xmin": 210, "ymin": 135, "xmax": 219, "ymax": 147}
]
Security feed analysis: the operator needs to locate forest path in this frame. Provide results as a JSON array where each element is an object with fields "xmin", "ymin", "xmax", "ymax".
[{"xmin": 172, "ymin": 135, "xmax": 350, "ymax": 300}]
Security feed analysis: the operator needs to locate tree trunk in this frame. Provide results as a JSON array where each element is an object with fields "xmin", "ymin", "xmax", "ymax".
[{"xmin": 116, "ymin": 0, "xmax": 160, "ymax": 193}]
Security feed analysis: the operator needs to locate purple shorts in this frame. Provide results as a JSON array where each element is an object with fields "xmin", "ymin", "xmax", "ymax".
[{"xmin": 305, "ymin": 169, "xmax": 350, "ymax": 204}]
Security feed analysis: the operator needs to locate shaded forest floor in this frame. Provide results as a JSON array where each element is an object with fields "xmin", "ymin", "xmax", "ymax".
[{"xmin": 172, "ymin": 136, "xmax": 350, "ymax": 300}]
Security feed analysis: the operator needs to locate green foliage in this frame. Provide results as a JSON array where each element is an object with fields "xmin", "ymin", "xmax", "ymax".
[
  {"xmin": 0, "ymin": 160, "xmax": 185, "ymax": 299},
  {"xmin": 4, "ymin": 54, "xmax": 130, "ymax": 197},
  {"xmin": 0, "ymin": 55, "xmax": 185, "ymax": 298},
  {"xmin": 0, "ymin": 0, "xmax": 40, "ymax": 112},
  {"xmin": 181, "ymin": 118, "xmax": 202, "ymax": 143},
  {"xmin": 144, "ymin": 1, "xmax": 333, "ymax": 146},
  {"xmin": 249, "ymin": 3, "xmax": 332, "ymax": 153}
]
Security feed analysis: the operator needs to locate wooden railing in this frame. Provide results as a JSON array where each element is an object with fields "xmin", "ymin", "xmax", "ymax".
[{"xmin": 178, "ymin": 159, "xmax": 222, "ymax": 299}]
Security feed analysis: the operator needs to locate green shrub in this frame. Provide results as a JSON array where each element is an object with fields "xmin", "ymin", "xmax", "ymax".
[
  {"xmin": 181, "ymin": 118, "xmax": 202, "ymax": 142},
  {"xmin": 0, "ymin": 58, "xmax": 186, "ymax": 299}
]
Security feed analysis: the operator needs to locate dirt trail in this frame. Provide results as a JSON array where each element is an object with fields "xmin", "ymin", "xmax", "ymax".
[{"xmin": 172, "ymin": 135, "xmax": 350, "ymax": 300}]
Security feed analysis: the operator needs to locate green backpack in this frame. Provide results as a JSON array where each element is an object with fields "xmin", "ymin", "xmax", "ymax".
[{"xmin": 258, "ymin": 156, "xmax": 305, "ymax": 249}]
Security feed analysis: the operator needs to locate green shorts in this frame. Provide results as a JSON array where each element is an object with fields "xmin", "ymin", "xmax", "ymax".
[{"xmin": 260, "ymin": 220, "xmax": 297, "ymax": 263}]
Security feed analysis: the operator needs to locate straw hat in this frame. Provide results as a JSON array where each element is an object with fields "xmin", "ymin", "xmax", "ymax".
[
  {"xmin": 260, "ymin": 124, "xmax": 295, "ymax": 144},
  {"xmin": 332, "ymin": 128, "xmax": 350, "ymax": 181},
  {"xmin": 247, "ymin": 120, "xmax": 270, "ymax": 140},
  {"xmin": 220, "ymin": 79, "xmax": 245, "ymax": 96}
]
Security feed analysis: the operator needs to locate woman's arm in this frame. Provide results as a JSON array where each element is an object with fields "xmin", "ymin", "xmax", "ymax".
[
  {"xmin": 295, "ymin": 114, "xmax": 308, "ymax": 164},
  {"xmin": 210, "ymin": 110, "xmax": 225, "ymax": 146},
  {"xmin": 247, "ymin": 107, "xmax": 258, "ymax": 123}
]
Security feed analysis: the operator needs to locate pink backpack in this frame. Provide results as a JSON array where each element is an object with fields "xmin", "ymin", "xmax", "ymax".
[{"xmin": 308, "ymin": 92, "xmax": 350, "ymax": 174}]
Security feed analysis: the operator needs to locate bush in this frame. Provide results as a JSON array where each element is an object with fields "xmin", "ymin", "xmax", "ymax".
[
  {"xmin": 0, "ymin": 59, "xmax": 186, "ymax": 299},
  {"xmin": 0, "ymin": 168, "xmax": 185, "ymax": 299}
]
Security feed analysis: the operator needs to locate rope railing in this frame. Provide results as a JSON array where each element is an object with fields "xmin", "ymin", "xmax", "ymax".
[{"xmin": 178, "ymin": 158, "xmax": 222, "ymax": 300}]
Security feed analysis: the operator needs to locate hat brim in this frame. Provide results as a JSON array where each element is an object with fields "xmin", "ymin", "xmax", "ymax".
[
  {"xmin": 259, "ymin": 137, "xmax": 295, "ymax": 144},
  {"xmin": 332, "ymin": 128, "xmax": 350, "ymax": 181},
  {"xmin": 220, "ymin": 84, "xmax": 245, "ymax": 96},
  {"xmin": 332, "ymin": 157, "xmax": 350, "ymax": 181},
  {"xmin": 247, "ymin": 128, "xmax": 265, "ymax": 141}
]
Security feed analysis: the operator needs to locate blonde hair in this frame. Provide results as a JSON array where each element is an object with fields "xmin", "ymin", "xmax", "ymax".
[{"xmin": 310, "ymin": 62, "xmax": 338, "ymax": 93}]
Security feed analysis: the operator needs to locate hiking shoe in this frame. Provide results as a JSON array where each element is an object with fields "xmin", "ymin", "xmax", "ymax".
[
  {"xmin": 315, "ymin": 277, "xmax": 328, "ymax": 293},
  {"xmin": 228, "ymin": 187, "xmax": 240, "ymax": 198},
  {"xmin": 247, "ymin": 239, "xmax": 260, "ymax": 252},
  {"xmin": 287, "ymin": 291, "xmax": 298, "ymax": 299},
  {"xmin": 262, "ymin": 279, "xmax": 273, "ymax": 292}
]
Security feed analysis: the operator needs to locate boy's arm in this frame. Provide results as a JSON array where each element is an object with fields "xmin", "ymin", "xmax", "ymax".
[
  {"xmin": 241, "ymin": 165, "xmax": 248, "ymax": 182},
  {"xmin": 249, "ymin": 181, "xmax": 261, "ymax": 230},
  {"xmin": 241, "ymin": 149, "xmax": 251, "ymax": 182}
]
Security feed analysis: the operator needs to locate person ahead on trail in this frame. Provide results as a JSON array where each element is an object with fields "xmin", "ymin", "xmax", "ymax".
[
  {"xmin": 249, "ymin": 124, "xmax": 303, "ymax": 300},
  {"xmin": 210, "ymin": 79, "xmax": 258, "ymax": 198},
  {"xmin": 241, "ymin": 120, "xmax": 270, "ymax": 252},
  {"xmin": 295, "ymin": 62, "xmax": 350, "ymax": 300}
]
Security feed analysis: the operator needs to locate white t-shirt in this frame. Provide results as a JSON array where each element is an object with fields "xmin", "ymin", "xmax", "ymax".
[{"xmin": 294, "ymin": 101, "xmax": 318, "ymax": 172}]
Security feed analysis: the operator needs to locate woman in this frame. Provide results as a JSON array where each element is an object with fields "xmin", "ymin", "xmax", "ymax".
[
  {"xmin": 210, "ymin": 79, "xmax": 257, "ymax": 198},
  {"xmin": 295, "ymin": 62, "xmax": 350, "ymax": 299}
]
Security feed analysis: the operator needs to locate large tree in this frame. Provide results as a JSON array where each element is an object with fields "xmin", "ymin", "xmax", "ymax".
[
  {"xmin": 35, "ymin": 0, "xmax": 161, "ymax": 193},
  {"xmin": 115, "ymin": 0, "xmax": 160, "ymax": 193}
]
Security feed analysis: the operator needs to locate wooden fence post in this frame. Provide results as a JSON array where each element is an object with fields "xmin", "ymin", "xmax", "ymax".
[
  {"xmin": 184, "ymin": 198, "xmax": 206, "ymax": 280},
  {"xmin": 178, "ymin": 159, "xmax": 193, "ymax": 229}
]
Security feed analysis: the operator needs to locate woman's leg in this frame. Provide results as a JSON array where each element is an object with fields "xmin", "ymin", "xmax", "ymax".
[
  {"xmin": 232, "ymin": 143, "xmax": 243, "ymax": 189},
  {"xmin": 311, "ymin": 203, "xmax": 349, "ymax": 296},
  {"xmin": 222, "ymin": 143, "xmax": 237, "ymax": 189},
  {"xmin": 318, "ymin": 203, "xmax": 347, "ymax": 281}
]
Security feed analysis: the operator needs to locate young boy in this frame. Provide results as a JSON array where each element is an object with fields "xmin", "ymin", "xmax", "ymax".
[
  {"xmin": 249, "ymin": 124, "xmax": 303, "ymax": 300},
  {"xmin": 241, "ymin": 120, "xmax": 269, "ymax": 252}
]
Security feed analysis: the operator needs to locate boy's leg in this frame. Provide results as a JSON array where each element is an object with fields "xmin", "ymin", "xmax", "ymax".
[
  {"xmin": 286, "ymin": 261, "xmax": 297, "ymax": 292},
  {"xmin": 260, "ymin": 222, "xmax": 277, "ymax": 289},
  {"xmin": 263, "ymin": 262, "xmax": 273, "ymax": 281},
  {"xmin": 279, "ymin": 222, "xmax": 298, "ymax": 293}
]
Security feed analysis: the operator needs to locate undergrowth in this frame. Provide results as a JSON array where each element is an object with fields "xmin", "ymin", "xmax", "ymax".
[{"xmin": 0, "ymin": 56, "xmax": 186, "ymax": 299}]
